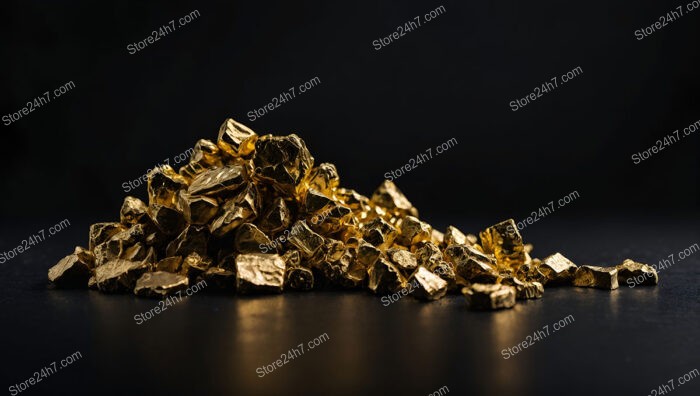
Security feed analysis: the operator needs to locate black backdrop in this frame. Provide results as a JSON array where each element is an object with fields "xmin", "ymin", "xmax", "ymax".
[{"xmin": 2, "ymin": 0, "xmax": 699, "ymax": 223}]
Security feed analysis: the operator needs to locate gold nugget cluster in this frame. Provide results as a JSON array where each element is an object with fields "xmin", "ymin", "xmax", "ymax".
[{"xmin": 48, "ymin": 119, "xmax": 659, "ymax": 308}]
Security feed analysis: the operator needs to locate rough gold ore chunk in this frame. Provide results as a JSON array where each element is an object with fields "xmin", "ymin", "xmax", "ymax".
[
  {"xmin": 281, "ymin": 250, "xmax": 302, "ymax": 267},
  {"xmin": 501, "ymin": 277, "xmax": 544, "ymax": 299},
  {"xmin": 444, "ymin": 226, "xmax": 468, "ymax": 246},
  {"xmin": 120, "ymin": 196, "xmax": 148, "ymax": 225},
  {"xmin": 166, "ymin": 225, "xmax": 208, "ymax": 257},
  {"xmin": 431, "ymin": 229, "xmax": 444, "ymax": 246},
  {"xmin": 147, "ymin": 165, "xmax": 188, "ymax": 207},
  {"xmin": 178, "ymin": 192, "xmax": 219, "ymax": 225},
  {"xmin": 288, "ymin": 221, "xmax": 324, "ymax": 258},
  {"xmin": 88, "ymin": 222, "xmax": 125, "ymax": 251},
  {"xmin": 192, "ymin": 139, "xmax": 223, "ymax": 168},
  {"xmin": 48, "ymin": 254, "xmax": 92, "ymax": 288},
  {"xmin": 156, "ymin": 256, "xmax": 183, "ymax": 273},
  {"xmin": 540, "ymin": 253, "xmax": 578, "ymax": 285},
  {"xmin": 217, "ymin": 118, "xmax": 258, "ymax": 157},
  {"xmin": 134, "ymin": 271, "xmax": 189, "ymax": 298},
  {"xmin": 258, "ymin": 197, "xmax": 292, "ymax": 234},
  {"xmin": 397, "ymin": 216, "xmax": 432, "ymax": 246},
  {"xmin": 409, "ymin": 266, "xmax": 448, "ymax": 301},
  {"xmin": 209, "ymin": 183, "xmax": 261, "ymax": 237},
  {"xmin": 304, "ymin": 163, "xmax": 339, "ymax": 196},
  {"xmin": 188, "ymin": 165, "xmax": 247, "ymax": 197},
  {"xmin": 253, "ymin": 134, "xmax": 314, "ymax": 195},
  {"xmin": 198, "ymin": 267, "xmax": 235, "ymax": 291},
  {"xmin": 181, "ymin": 252, "xmax": 212, "ymax": 280},
  {"xmin": 148, "ymin": 204, "xmax": 186, "ymax": 236},
  {"xmin": 234, "ymin": 223, "xmax": 272, "ymax": 253},
  {"xmin": 73, "ymin": 246, "xmax": 95, "ymax": 268},
  {"xmin": 616, "ymin": 259, "xmax": 658, "ymax": 286},
  {"xmin": 368, "ymin": 257, "xmax": 407, "ymax": 294},
  {"xmin": 95, "ymin": 259, "xmax": 150, "ymax": 293},
  {"xmin": 357, "ymin": 240, "xmax": 381, "ymax": 268},
  {"xmin": 387, "ymin": 248, "xmax": 418, "ymax": 274},
  {"xmin": 285, "ymin": 266, "xmax": 314, "ymax": 290},
  {"xmin": 363, "ymin": 217, "xmax": 397, "ymax": 249},
  {"xmin": 370, "ymin": 180, "xmax": 417, "ymax": 217},
  {"xmin": 444, "ymin": 244, "xmax": 499, "ymax": 283},
  {"xmin": 573, "ymin": 265, "xmax": 619, "ymax": 290},
  {"xmin": 462, "ymin": 283, "xmax": 516, "ymax": 310},
  {"xmin": 335, "ymin": 188, "xmax": 371, "ymax": 213},
  {"xmin": 431, "ymin": 260, "xmax": 458, "ymax": 291},
  {"xmin": 235, "ymin": 253, "xmax": 286, "ymax": 294},
  {"xmin": 413, "ymin": 241, "xmax": 444, "ymax": 268},
  {"xmin": 479, "ymin": 219, "xmax": 526, "ymax": 270}
]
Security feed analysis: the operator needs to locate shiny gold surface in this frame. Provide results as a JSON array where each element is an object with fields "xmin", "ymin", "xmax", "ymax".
[{"xmin": 49, "ymin": 117, "xmax": 657, "ymax": 306}]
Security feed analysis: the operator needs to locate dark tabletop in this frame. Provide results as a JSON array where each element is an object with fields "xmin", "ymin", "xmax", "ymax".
[{"xmin": 1, "ymin": 215, "xmax": 699, "ymax": 396}]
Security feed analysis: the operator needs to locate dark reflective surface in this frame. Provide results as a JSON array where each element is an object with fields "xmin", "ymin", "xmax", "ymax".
[{"xmin": 1, "ymin": 216, "xmax": 699, "ymax": 395}]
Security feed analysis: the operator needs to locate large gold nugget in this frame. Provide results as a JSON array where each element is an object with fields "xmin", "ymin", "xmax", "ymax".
[
  {"xmin": 209, "ymin": 183, "xmax": 260, "ymax": 237},
  {"xmin": 217, "ymin": 118, "xmax": 258, "ymax": 157},
  {"xmin": 191, "ymin": 139, "xmax": 223, "ymax": 168},
  {"xmin": 120, "ymin": 197, "xmax": 148, "ymax": 225},
  {"xmin": 370, "ymin": 180, "xmax": 417, "ymax": 217},
  {"xmin": 235, "ymin": 253, "xmax": 285, "ymax": 294},
  {"xmin": 147, "ymin": 165, "xmax": 189, "ymax": 207},
  {"xmin": 234, "ymin": 223, "xmax": 272, "ymax": 253},
  {"xmin": 48, "ymin": 253, "xmax": 92, "ymax": 288},
  {"xmin": 367, "ymin": 257, "xmax": 407, "ymax": 294},
  {"xmin": 285, "ymin": 266, "xmax": 314, "ymax": 291},
  {"xmin": 288, "ymin": 221, "xmax": 325, "ymax": 258},
  {"xmin": 413, "ymin": 241, "xmax": 443, "ymax": 268},
  {"xmin": 258, "ymin": 197, "xmax": 292, "ymax": 234},
  {"xmin": 479, "ymin": 219, "xmax": 526, "ymax": 270},
  {"xmin": 178, "ymin": 192, "xmax": 219, "ymax": 225},
  {"xmin": 444, "ymin": 225, "xmax": 469, "ymax": 246},
  {"xmin": 252, "ymin": 134, "xmax": 314, "ymax": 195},
  {"xmin": 539, "ymin": 253, "xmax": 578, "ymax": 285},
  {"xmin": 616, "ymin": 259, "xmax": 658, "ymax": 286},
  {"xmin": 573, "ymin": 265, "xmax": 619, "ymax": 290},
  {"xmin": 397, "ymin": 216, "xmax": 432, "ymax": 246},
  {"xmin": 387, "ymin": 248, "xmax": 418, "ymax": 274},
  {"xmin": 88, "ymin": 222, "xmax": 125, "ymax": 251},
  {"xmin": 444, "ymin": 244, "xmax": 499, "ymax": 283},
  {"xmin": 303, "ymin": 163, "xmax": 339, "ymax": 196},
  {"xmin": 362, "ymin": 217, "xmax": 397, "ymax": 249},
  {"xmin": 501, "ymin": 276, "xmax": 544, "ymax": 299},
  {"xmin": 134, "ymin": 271, "xmax": 189, "ymax": 298},
  {"xmin": 95, "ymin": 259, "xmax": 150, "ymax": 293},
  {"xmin": 410, "ymin": 266, "xmax": 448, "ymax": 301},
  {"xmin": 148, "ymin": 204, "xmax": 186, "ymax": 236},
  {"xmin": 188, "ymin": 165, "xmax": 247, "ymax": 197},
  {"xmin": 462, "ymin": 284, "xmax": 516, "ymax": 310}
]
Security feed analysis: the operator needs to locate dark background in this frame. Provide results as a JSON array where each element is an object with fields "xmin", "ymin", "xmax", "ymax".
[
  {"xmin": 1, "ymin": 1, "xmax": 699, "ymax": 396},
  {"xmin": 2, "ymin": 0, "xmax": 698, "ymax": 223}
]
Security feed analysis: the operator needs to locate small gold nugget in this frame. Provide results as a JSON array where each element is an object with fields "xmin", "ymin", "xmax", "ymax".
[
  {"xmin": 134, "ymin": 271, "xmax": 189, "ymax": 298},
  {"xmin": 409, "ymin": 266, "xmax": 447, "ymax": 301},
  {"xmin": 235, "ymin": 253, "xmax": 285, "ymax": 294},
  {"xmin": 462, "ymin": 283, "xmax": 516, "ymax": 310},
  {"xmin": 573, "ymin": 265, "xmax": 619, "ymax": 290},
  {"xmin": 616, "ymin": 259, "xmax": 658, "ymax": 286}
]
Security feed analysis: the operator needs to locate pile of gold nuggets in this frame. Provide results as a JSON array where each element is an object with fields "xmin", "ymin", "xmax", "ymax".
[{"xmin": 48, "ymin": 119, "xmax": 659, "ymax": 309}]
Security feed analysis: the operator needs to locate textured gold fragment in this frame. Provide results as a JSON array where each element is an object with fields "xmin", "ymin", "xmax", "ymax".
[
  {"xmin": 413, "ymin": 241, "xmax": 444, "ymax": 268},
  {"xmin": 156, "ymin": 256, "xmax": 183, "ymax": 272},
  {"xmin": 217, "ymin": 118, "xmax": 258, "ymax": 157},
  {"xmin": 370, "ymin": 180, "xmax": 416, "ymax": 216},
  {"xmin": 235, "ymin": 253, "xmax": 285, "ymax": 293},
  {"xmin": 502, "ymin": 276, "xmax": 544, "ymax": 299},
  {"xmin": 120, "ymin": 196, "xmax": 148, "ymax": 225},
  {"xmin": 479, "ymin": 219, "xmax": 526, "ymax": 271},
  {"xmin": 285, "ymin": 266, "xmax": 314, "ymax": 290},
  {"xmin": 134, "ymin": 271, "xmax": 189, "ymax": 298},
  {"xmin": 304, "ymin": 163, "xmax": 339, "ymax": 196},
  {"xmin": 573, "ymin": 265, "xmax": 619, "ymax": 290},
  {"xmin": 88, "ymin": 222, "xmax": 125, "ymax": 251},
  {"xmin": 397, "ymin": 216, "xmax": 432, "ymax": 246},
  {"xmin": 252, "ymin": 134, "xmax": 314, "ymax": 195},
  {"xmin": 148, "ymin": 165, "xmax": 189, "ymax": 207},
  {"xmin": 178, "ymin": 192, "xmax": 219, "ymax": 225},
  {"xmin": 462, "ymin": 283, "xmax": 516, "ymax": 310},
  {"xmin": 258, "ymin": 197, "xmax": 292, "ymax": 234},
  {"xmin": 539, "ymin": 253, "xmax": 578, "ymax": 285},
  {"xmin": 363, "ymin": 217, "xmax": 397, "ymax": 249},
  {"xmin": 444, "ymin": 225, "xmax": 468, "ymax": 246},
  {"xmin": 48, "ymin": 253, "xmax": 92, "ymax": 288},
  {"xmin": 188, "ymin": 165, "xmax": 247, "ymax": 197},
  {"xmin": 367, "ymin": 257, "xmax": 407, "ymax": 294},
  {"xmin": 95, "ymin": 259, "xmax": 150, "ymax": 293},
  {"xmin": 616, "ymin": 259, "xmax": 658, "ymax": 286},
  {"xmin": 287, "ymin": 221, "xmax": 324, "ymax": 258},
  {"xmin": 181, "ymin": 252, "xmax": 212, "ymax": 279},
  {"xmin": 410, "ymin": 266, "xmax": 448, "ymax": 300},
  {"xmin": 444, "ymin": 244, "xmax": 499, "ymax": 283},
  {"xmin": 234, "ymin": 223, "xmax": 272, "ymax": 253},
  {"xmin": 386, "ymin": 248, "xmax": 418, "ymax": 274}
]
